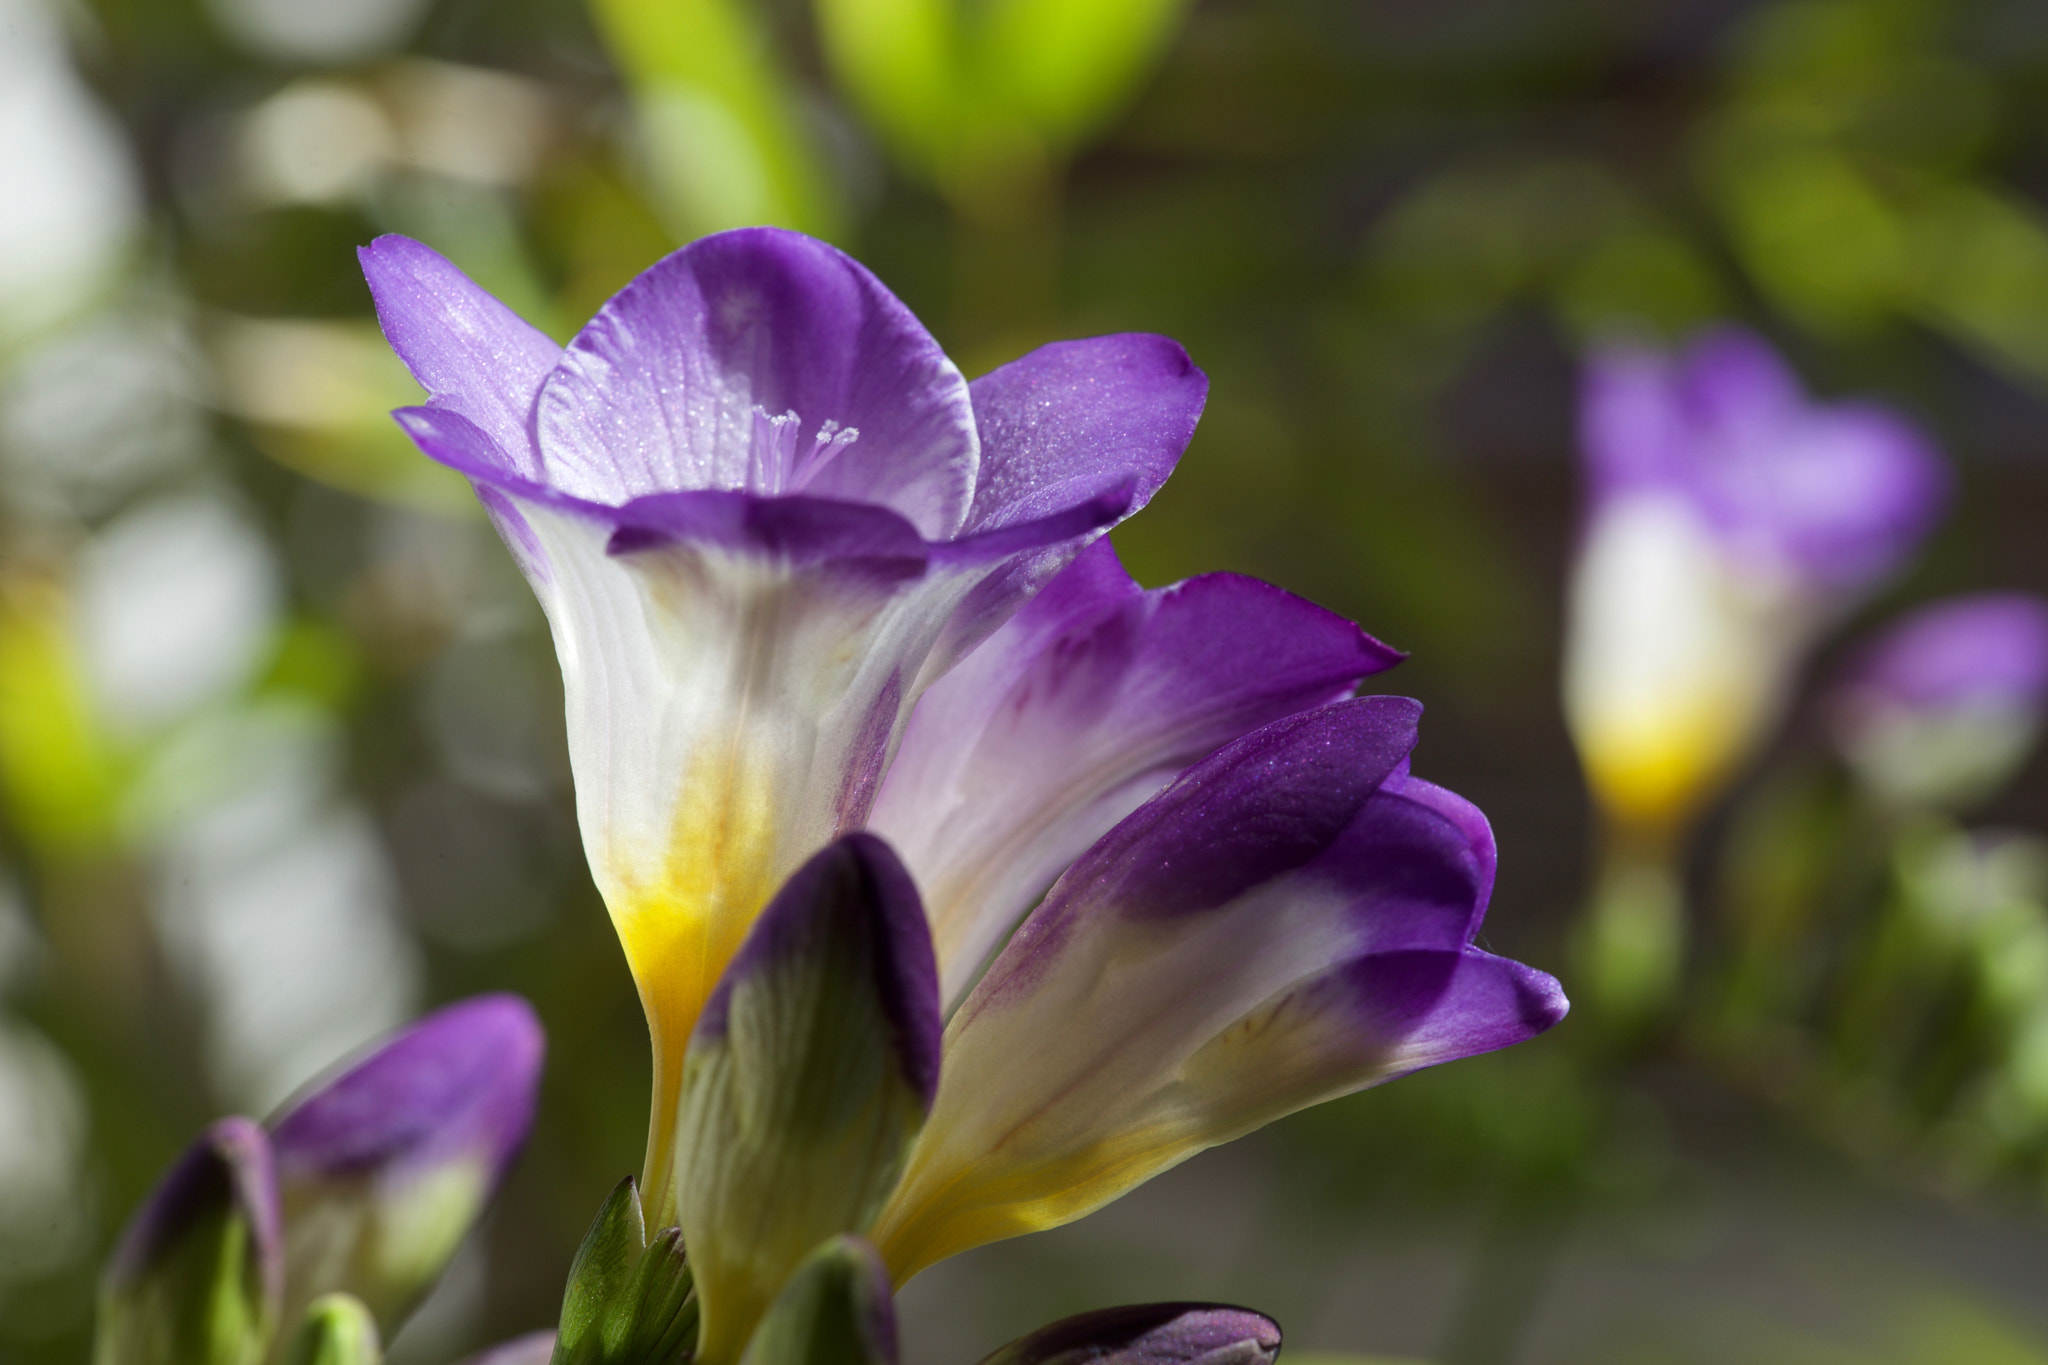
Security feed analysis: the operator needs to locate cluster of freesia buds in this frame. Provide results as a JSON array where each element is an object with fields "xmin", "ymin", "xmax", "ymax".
[{"xmin": 100, "ymin": 227, "xmax": 1570, "ymax": 1365}]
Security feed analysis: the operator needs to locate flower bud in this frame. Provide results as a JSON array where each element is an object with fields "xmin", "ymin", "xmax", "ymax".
[
  {"xmin": 1831, "ymin": 593, "xmax": 2048, "ymax": 809},
  {"xmin": 978, "ymin": 1304, "xmax": 1280, "ymax": 1365},
  {"xmin": 282, "ymin": 1294, "xmax": 382, "ymax": 1365},
  {"xmin": 675, "ymin": 835, "xmax": 939, "ymax": 1365},
  {"xmin": 736, "ymin": 1237, "xmax": 896, "ymax": 1365},
  {"xmin": 96, "ymin": 1117, "xmax": 282, "ymax": 1365},
  {"xmin": 267, "ymin": 994, "xmax": 545, "ymax": 1337}
]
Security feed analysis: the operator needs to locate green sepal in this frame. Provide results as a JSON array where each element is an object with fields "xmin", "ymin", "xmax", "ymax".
[
  {"xmin": 735, "ymin": 1237, "xmax": 895, "ymax": 1365},
  {"xmin": 282, "ymin": 1294, "xmax": 382, "ymax": 1365},
  {"xmin": 550, "ymin": 1178, "xmax": 697, "ymax": 1365}
]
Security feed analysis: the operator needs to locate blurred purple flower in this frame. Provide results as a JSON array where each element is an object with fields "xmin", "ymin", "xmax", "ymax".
[
  {"xmin": 361, "ymin": 229, "xmax": 1203, "ymax": 1218},
  {"xmin": 1564, "ymin": 326, "xmax": 1947, "ymax": 831},
  {"xmin": 1831, "ymin": 592, "xmax": 2048, "ymax": 808}
]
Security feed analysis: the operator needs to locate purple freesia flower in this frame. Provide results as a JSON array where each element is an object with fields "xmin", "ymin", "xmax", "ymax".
[
  {"xmin": 361, "ymin": 229, "xmax": 1203, "ymax": 1220},
  {"xmin": 869, "ymin": 697, "xmax": 1566, "ymax": 1279},
  {"xmin": 1830, "ymin": 592, "xmax": 2048, "ymax": 808},
  {"xmin": 268, "ymin": 993, "xmax": 545, "ymax": 1335},
  {"xmin": 1564, "ymin": 326, "xmax": 1947, "ymax": 832}
]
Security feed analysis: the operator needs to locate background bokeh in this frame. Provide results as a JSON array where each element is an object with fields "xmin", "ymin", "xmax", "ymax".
[{"xmin": 8, "ymin": 0, "xmax": 2048, "ymax": 1361}]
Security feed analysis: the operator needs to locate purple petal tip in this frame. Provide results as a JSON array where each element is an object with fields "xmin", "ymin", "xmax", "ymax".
[
  {"xmin": 268, "ymin": 994, "xmax": 545, "ymax": 1187},
  {"xmin": 984, "ymin": 1303, "xmax": 1280, "ymax": 1365},
  {"xmin": 698, "ymin": 835, "xmax": 942, "ymax": 1107},
  {"xmin": 109, "ymin": 1117, "xmax": 281, "ymax": 1294}
]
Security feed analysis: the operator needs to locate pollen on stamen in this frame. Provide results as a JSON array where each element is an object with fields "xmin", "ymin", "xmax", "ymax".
[
  {"xmin": 792, "ymin": 419, "xmax": 861, "ymax": 490},
  {"xmin": 747, "ymin": 406, "xmax": 804, "ymax": 494}
]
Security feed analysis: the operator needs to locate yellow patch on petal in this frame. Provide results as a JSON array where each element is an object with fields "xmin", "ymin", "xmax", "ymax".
[
  {"xmin": 872, "ymin": 1120, "xmax": 1189, "ymax": 1284},
  {"xmin": 605, "ymin": 737, "xmax": 782, "ymax": 1224}
]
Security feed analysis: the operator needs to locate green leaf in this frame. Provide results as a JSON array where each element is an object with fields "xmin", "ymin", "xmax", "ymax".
[
  {"xmin": 979, "ymin": 0, "xmax": 1191, "ymax": 149},
  {"xmin": 813, "ymin": 0, "xmax": 1192, "ymax": 194},
  {"xmin": 734, "ymin": 1238, "xmax": 895, "ymax": 1365},
  {"xmin": 282, "ymin": 1295, "xmax": 382, "ymax": 1365},
  {"xmin": 551, "ymin": 1178, "xmax": 698, "ymax": 1365},
  {"xmin": 584, "ymin": 0, "xmax": 838, "ymax": 239}
]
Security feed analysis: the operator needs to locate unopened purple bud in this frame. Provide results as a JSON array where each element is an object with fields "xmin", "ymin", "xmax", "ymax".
[
  {"xmin": 99, "ymin": 1117, "xmax": 282, "ymax": 1365},
  {"xmin": 266, "ymin": 994, "xmax": 545, "ymax": 1336},
  {"xmin": 454, "ymin": 1331, "xmax": 557, "ymax": 1365},
  {"xmin": 1832, "ymin": 593, "xmax": 2048, "ymax": 808},
  {"xmin": 978, "ymin": 1303, "xmax": 1282, "ymax": 1365},
  {"xmin": 679, "ymin": 835, "xmax": 940, "ymax": 1365}
]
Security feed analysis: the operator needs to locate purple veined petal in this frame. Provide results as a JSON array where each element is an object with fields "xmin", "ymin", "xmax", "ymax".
[
  {"xmin": 455, "ymin": 1331, "xmax": 558, "ymax": 1365},
  {"xmin": 962, "ymin": 334, "xmax": 1206, "ymax": 535},
  {"xmin": 358, "ymin": 236, "xmax": 562, "ymax": 483},
  {"xmin": 105, "ymin": 1116, "xmax": 283, "ymax": 1305},
  {"xmin": 535, "ymin": 227, "xmax": 980, "ymax": 537},
  {"xmin": 905, "ymin": 335, "xmax": 1208, "ymax": 674},
  {"xmin": 979, "ymin": 1303, "xmax": 1281, "ymax": 1365},
  {"xmin": 871, "ymin": 704, "xmax": 1565, "ymax": 1280},
  {"xmin": 872, "ymin": 538, "xmax": 1402, "ymax": 1006},
  {"xmin": 267, "ymin": 994, "xmax": 545, "ymax": 1335}
]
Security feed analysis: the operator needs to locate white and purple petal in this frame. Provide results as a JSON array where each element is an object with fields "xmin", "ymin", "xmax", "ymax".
[
  {"xmin": 872, "ymin": 539, "xmax": 1400, "ymax": 1004},
  {"xmin": 870, "ymin": 700, "xmax": 1566, "ymax": 1278}
]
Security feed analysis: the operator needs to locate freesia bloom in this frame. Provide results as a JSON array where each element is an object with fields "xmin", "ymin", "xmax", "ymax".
[
  {"xmin": 361, "ymin": 229, "xmax": 1203, "ymax": 1218},
  {"xmin": 1563, "ymin": 327, "xmax": 1946, "ymax": 834},
  {"xmin": 364, "ymin": 230, "xmax": 1562, "ymax": 1300},
  {"xmin": 1829, "ymin": 592, "xmax": 2048, "ymax": 809}
]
